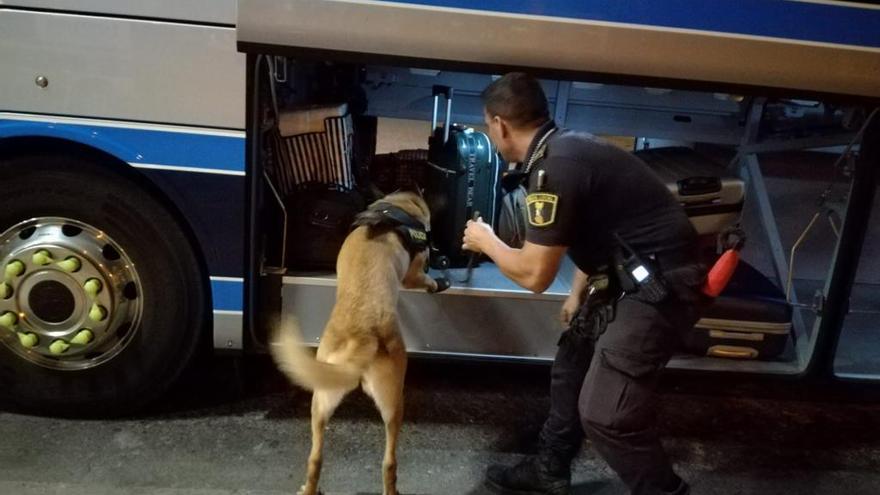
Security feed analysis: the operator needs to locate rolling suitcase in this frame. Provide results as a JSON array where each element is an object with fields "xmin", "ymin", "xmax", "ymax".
[
  {"xmin": 635, "ymin": 147, "xmax": 744, "ymax": 238},
  {"xmin": 686, "ymin": 260, "xmax": 793, "ymax": 360},
  {"xmin": 423, "ymin": 85, "xmax": 502, "ymax": 268}
]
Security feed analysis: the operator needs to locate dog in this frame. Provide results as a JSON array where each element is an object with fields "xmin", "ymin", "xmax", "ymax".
[{"xmin": 270, "ymin": 190, "xmax": 447, "ymax": 495}]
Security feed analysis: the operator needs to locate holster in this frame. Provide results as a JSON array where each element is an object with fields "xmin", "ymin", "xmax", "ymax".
[{"xmin": 564, "ymin": 280, "xmax": 617, "ymax": 344}]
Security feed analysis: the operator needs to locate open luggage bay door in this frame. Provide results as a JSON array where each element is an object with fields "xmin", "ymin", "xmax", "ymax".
[
  {"xmin": 236, "ymin": 0, "xmax": 880, "ymax": 375},
  {"xmin": 237, "ymin": 0, "xmax": 880, "ymax": 100}
]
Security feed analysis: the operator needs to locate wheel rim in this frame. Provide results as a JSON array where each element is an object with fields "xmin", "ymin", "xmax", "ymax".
[{"xmin": 0, "ymin": 217, "xmax": 143, "ymax": 370}]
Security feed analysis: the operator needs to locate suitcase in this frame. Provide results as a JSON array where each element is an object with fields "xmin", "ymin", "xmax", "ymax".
[
  {"xmin": 685, "ymin": 260, "xmax": 792, "ymax": 360},
  {"xmin": 635, "ymin": 147, "xmax": 744, "ymax": 238},
  {"xmin": 423, "ymin": 85, "xmax": 502, "ymax": 268}
]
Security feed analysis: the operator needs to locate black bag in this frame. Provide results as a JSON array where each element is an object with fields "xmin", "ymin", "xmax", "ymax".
[
  {"xmin": 496, "ymin": 171, "xmax": 530, "ymax": 248},
  {"xmin": 423, "ymin": 85, "xmax": 502, "ymax": 268},
  {"xmin": 285, "ymin": 184, "xmax": 366, "ymax": 270}
]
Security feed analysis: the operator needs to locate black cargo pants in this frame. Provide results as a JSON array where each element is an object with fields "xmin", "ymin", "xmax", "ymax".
[{"xmin": 540, "ymin": 268, "xmax": 704, "ymax": 495}]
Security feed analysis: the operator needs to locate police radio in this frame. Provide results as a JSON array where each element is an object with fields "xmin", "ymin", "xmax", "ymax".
[{"xmin": 612, "ymin": 233, "xmax": 669, "ymax": 303}]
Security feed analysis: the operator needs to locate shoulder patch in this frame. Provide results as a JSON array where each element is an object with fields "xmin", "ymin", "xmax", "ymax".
[{"xmin": 526, "ymin": 193, "xmax": 558, "ymax": 227}]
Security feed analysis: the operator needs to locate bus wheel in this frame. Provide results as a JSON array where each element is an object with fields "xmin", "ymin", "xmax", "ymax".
[{"xmin": 0, "ymin": 153, "xmax": 207, "ymax": 416}]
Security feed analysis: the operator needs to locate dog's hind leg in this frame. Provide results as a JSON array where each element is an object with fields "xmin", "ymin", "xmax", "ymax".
[
  {"xmin": 362, "ymin": 347, "xmax": 407, "ymax": 495},
  {"xmin": 299, "ymin": 388, "xmax": 348, "ymax": 495}
]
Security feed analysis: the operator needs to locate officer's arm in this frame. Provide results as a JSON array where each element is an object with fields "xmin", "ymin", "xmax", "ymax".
[
  {"xmin": 569, "ymin": 268, "xmax": 589, "ymax": 300},
  {"xmin": 483, "ymin": 240, "xmax": 567, "ymax": 293}
]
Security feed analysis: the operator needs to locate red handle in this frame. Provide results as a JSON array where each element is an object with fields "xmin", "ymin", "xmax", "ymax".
[{"xmin": 702, "ymin": 249, "xmax": 740, "ymax": 298}]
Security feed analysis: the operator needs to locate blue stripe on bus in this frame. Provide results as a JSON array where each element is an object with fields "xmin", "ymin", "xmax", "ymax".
[
  {"xmin": 384, "ymin": 0, "xmax": 880, "ymax": 48},
  {"xmin": 211, "ymin": 279, "xmax": 244, "ymax": 312},
  {"xmin": 0, "ymin": 118, "xmax": 245, "ymax": 173}
]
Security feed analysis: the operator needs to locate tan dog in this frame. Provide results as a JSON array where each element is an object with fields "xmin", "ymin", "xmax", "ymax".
[{"xmin": 271, "ymin": 191, "xmax": 445, "ymax": 495}]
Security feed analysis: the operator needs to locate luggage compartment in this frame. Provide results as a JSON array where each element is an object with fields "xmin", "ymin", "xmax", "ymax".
[{"xmin": 246, "ymin": 56, "xmax": 807, "ymax": 372}]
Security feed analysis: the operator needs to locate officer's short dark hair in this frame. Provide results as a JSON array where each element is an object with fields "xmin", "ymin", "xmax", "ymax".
[{"xmin": 481, "ymin": 72, "xmax": 550, "ymax": 129}]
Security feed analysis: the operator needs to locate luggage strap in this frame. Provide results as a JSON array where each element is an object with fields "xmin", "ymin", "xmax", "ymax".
[{"xmin": 351, "ymin": 202, "xmax": 430, "ymax": 259}]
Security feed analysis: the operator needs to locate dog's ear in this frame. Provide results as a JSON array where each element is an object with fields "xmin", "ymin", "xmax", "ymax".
[{"xmin": 403, "ymin": 191, "xmax": 430, "ymax": 224}]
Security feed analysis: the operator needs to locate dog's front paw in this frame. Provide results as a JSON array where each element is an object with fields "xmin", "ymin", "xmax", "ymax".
[
  {"xmin": 296, "ymin": 485, "xmax": 323, "ymax": 495},
  {"xmin": 429, "ymin": 277, "xmax": 451, "ymax": 293}
]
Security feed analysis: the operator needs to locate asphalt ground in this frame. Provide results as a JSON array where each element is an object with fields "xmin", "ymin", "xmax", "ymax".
[{"xmin": 2, "ymin": 355, "xmax": 880, "ymax": 495}]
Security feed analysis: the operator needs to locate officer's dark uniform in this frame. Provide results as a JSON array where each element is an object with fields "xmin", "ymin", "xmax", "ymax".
[{"xmin": 487, "ymin": 121, "xmax": 707, "ymax": 495}]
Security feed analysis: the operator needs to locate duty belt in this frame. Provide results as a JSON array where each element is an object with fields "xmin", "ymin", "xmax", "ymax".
[{"xmin": 645, "ymin": 248, "xmax": 696, "ymax": 272}]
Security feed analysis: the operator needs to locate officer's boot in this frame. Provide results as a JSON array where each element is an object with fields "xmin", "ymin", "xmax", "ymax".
[{"xmin": 484, "ymin": 447, "xmax": 572, "ymax": 495}]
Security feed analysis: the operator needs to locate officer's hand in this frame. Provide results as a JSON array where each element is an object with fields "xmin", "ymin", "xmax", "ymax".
[
  {"xmin": 560, "ymin": 293, "xmax": 582, "ymax": 327},
  {"xmin": 462, "ymin": 217, "xmax": 495, "ymax": 254}
]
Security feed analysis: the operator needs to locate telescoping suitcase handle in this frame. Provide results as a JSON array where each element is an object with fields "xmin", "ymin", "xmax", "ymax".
[{"xmin": 431, "ymin": 85, "xmax": 454, "ymax": 145}]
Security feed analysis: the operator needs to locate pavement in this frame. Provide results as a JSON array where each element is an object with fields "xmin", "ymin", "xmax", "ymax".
[{"xmin": 2, "ymin": 356, "xmax": 880, "ymax": 495}]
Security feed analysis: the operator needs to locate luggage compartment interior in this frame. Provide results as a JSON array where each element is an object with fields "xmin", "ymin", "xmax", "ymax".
[{"xmin": 249, "ymin": 55, "xmax": 861, "ymax": 375}]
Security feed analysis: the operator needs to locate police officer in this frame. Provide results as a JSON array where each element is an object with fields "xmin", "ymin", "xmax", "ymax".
[{"xmin": 462, "ymin": 73, "xmax": 708, "ymax": 495}]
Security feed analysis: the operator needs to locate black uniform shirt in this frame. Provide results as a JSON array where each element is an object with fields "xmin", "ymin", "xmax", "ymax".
[{"xmin": 524, "ymin": 121, "xmax": 697, "ymax": 273}]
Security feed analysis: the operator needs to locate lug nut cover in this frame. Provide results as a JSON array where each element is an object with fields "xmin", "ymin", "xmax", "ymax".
[
  {"xmin": 84, "ymin": 278, "xmax": 103, "ymax": 297},
  {"xmin": 0, "ymin": 311, "xmax": 17, "ymax": 328},
  {"xmin": 49, "ymin": 339, "xmax": 70, "ymax": 355},
  {"xmin": 71, "ymin": 329, "xmax": 94, "ymax": 345},
  {"xmin": 32, "ymin": 250, "xmax": 53, "ymax": 266},
  {"xmin": 89, "ymin": 303, "xmax": 107, "ymax": 322},
  {"xmin": 17, "ymin": 332, "xmax": 39, "ymax": 348},
  {"xmin": 5, "ymin": 260, "xmax": 25, "ymax": 278},
  {"xmin": 58, "ymin": 256, "xmax": 82, "ymax": 273}
]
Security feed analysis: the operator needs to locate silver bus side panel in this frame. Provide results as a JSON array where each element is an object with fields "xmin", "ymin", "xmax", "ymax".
[
  {"xmin": 1, "ymin": 0, "xmax": 237, "ymax": 25},
  {"xmin": 0, "ymin": 9, "xmax": 245, "ymax": 129}
]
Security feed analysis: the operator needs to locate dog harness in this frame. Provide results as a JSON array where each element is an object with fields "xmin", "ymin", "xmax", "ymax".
[{"xmin": 351, "ymin": 202, "xmax": 430, "ymax": 260}]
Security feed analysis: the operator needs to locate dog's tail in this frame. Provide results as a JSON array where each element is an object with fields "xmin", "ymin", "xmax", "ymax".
[{"xmin": 269, "ymin": 316, "xmax": 374, "ymax": 391}]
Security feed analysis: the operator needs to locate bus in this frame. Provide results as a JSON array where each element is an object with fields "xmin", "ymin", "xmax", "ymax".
[{"xmin": 0, "ymin": 0, "xmax": 878, "ymax": 415}]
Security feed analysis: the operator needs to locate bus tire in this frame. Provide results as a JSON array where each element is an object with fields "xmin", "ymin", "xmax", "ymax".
[{"xmin": 0, "ymin": 153, "xmax": 207, "ymax": 417}]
